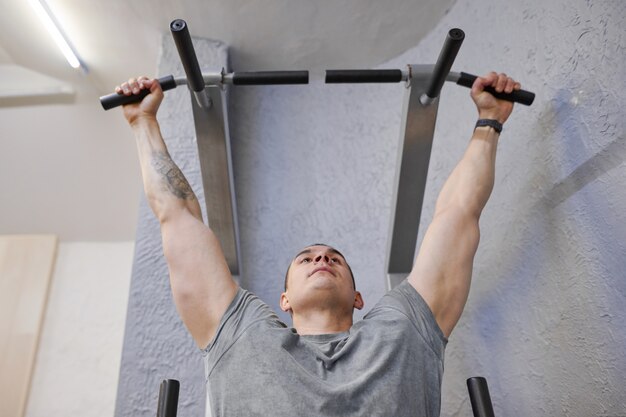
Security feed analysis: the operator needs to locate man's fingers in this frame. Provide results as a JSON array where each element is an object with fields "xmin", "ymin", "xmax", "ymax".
[
  {"xmin": 138, "ymin": 76, "xmax": 152, "ymax": 90},
  {"xmin": 122, "ymin": 78, "xmax": 136, "ymax": 95},
  {"xmin": 495, "ymin": 73, "xmax": 507, "ymax": 93},
  {"xmin": 121, "ymin": 81, "xmax": 132, "ymax": 96},
  {"xmin": 115, "ymin": 76, "xmax": 154, "ymax": 96},
  {"xmin": 504, "ymin": 77, "xmax": 515, "ymax": 94},
  {"xmin": 472, "ymin": 71, "xmax": 497, "ymax": 95},
  {"xmin": 476, "ymin": 72, "xmax": 521, "ymax": 95},
  {"xmin": 471, "ymin": 76, "xmax": 486, "ymax": 95},
  {"xmin": 148, "ymin": 78, "xmax": 161, "ymax": 93},
  {"xmin": 127, "ymin": 78, "xmax": 140, "ymax": 94}
]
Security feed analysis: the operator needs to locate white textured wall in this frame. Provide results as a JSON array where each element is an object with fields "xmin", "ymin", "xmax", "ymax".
[
  {"xmin": 119, "ymin": 0, "xmax": 625, "ymax": 415},
  {"xmin": 25, "ymin": 241, "xmax": 134, "ymax": 417},
  {"xmin": 400, "ymin": 1, "xmax": 626, "ymax": 415}
]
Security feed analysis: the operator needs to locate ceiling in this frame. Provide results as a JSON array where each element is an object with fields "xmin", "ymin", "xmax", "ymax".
[{"xmin": 0, "ymin": 0, "xmax": 455, "ymax": 241}]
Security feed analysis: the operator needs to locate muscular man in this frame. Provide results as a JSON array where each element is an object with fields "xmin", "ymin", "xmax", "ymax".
[{"xmin": 117, "ymin": 72, "xmax": 520, "ymax": 416}]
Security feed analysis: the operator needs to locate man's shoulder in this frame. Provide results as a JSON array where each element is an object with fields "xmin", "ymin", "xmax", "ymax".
[{"xmin": 363, "ymin": 280, "xmax": 448, "ymax": 349}]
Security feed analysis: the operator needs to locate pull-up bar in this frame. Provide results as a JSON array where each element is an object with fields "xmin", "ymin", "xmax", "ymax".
[
  {"xmin": 325, "ymin": 27, "xmax": 533, "ymax": 106},
  {"xmin": 101, "ymin": 26, "xmax": 534, "ymax": 110},
  {"xmin": 100, "ymin": 69, "xmax": 310, "ymax": 110},
  {"xmin": 325, "ymin": 68, "xmax": 534, "ymax": 105},
  {"xmin": 325, "ymin": 26, "xmax": 466, "ymax": 106},
  {"xmin": 100, "ymin": 19, "xmax": 308, "ymax": 110},
  {"xmin": 100, "ymin": 20, "xmax": 535, "ymax": 282},
  {"xmin": 100, "ymin": 67, "xmax": 533, "ymax": 110}
]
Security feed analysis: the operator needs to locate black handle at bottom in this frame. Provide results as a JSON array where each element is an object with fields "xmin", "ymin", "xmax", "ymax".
[
  {"xmin": 467, "ymin": 376, "xmax": 495, "ymax": 417},
  {"xmin": 457, "ymin": 72, "xmax": 535, "ymax": 106},
  {"xmin": 156, "ymin": 379, "xmax": 180, "ymax": 417},
  {"xmin": 100, "ymin": 75, "xmax": 177, "ymax": 110}
]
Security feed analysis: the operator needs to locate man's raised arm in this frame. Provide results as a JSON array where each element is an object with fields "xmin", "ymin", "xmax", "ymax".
[
  {"xmin": 118, "ymin": 77, "xmax": 238, "ymax": 349},
  {"xmin": 408, "ymin": 72, "xmax": 520, "ymax": 338}
]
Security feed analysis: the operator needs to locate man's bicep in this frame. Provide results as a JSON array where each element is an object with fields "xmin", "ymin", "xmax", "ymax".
[
  {"xmin": 408, "ymin": 209, "xmax": 480, "ymax": 337},
  {"xmin": 161, "ymin": 209, "xmax": 238, "ymax": 348}
]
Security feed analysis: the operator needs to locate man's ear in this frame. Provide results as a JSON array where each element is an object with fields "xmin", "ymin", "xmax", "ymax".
[
  {"xmin": 280, "ymin": 292, "xmax": 292, "ymax": 313},
  {"xmin": 353, "ymin": 291, "xmax": 364, "ymax": 310}
]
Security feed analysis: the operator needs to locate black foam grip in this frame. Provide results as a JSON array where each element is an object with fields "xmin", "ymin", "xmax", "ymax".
[
  {"xmin": 156, "ymin": 379, "xmax": 180, "ymax": 417},
  {"xmin": 325, "ymin": 69, "xmax": 403, "ymax": 83},
  {"xmin": 467, "ymin": 377, "xmax": 495, "ymax": 417},
  {"xmin": 424, "ymin": 28, "xmax": 465, "ymax": 99},
  {"xmin": 170, "ymin": 19, "xmax": 205, "ymax": 92},
  {"xmin": 457, "ymin": 72, "xmax": 535, "ymax": 105},
  {"xmin": 99, "ymin": 75, "xmax": 176, "ymax": 111},
  {"xmin": 232, "ymin": 71, "xmax": 309, "ymax": 85}
]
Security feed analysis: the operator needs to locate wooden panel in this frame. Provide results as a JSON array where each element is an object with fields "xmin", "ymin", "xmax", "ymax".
[{"xmin": 0, "ymin": 235, "xmax": 57, "ymax": 417}]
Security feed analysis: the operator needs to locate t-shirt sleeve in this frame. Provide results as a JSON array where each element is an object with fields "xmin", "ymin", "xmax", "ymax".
[
  {"xmin": 200, "ymin": 287, "xmax": 286, "ymax": 371},
  {"xmin": 365, "ymin": 279, "xmax": 448, "ymax": 359}
]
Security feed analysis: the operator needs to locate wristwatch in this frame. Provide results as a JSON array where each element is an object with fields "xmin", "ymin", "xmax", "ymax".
[{"xmin": 475, "ymin": 119, "xmax": 503, "ymax": 134}]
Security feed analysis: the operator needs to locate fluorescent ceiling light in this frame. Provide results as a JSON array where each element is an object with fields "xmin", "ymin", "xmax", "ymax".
[{"xmin": 27, "ymin": 0, "xmax": 85, "ymax": 71}]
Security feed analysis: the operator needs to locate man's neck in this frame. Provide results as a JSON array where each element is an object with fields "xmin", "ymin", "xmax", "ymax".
[{"xmin": 292, "ymin": 308, "xmax": 353, "ymax": 335}]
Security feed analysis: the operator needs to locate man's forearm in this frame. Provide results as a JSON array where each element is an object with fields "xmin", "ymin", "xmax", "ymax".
[
  {"xmin": 131, "ymin": 118, "xmax": 202, "ymax": 222},
  {"xmin": 434, "ymin": 126, "xmax": 499, "ymax": 218}
]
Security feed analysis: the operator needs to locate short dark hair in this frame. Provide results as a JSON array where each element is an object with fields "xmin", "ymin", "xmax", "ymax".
[{"xmin": 284, "ymin": 243, "xmax": 355, "ymax": 291}]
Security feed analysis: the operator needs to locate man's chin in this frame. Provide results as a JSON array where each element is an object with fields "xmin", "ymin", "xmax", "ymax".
[{"xmin": 306, "ymin": 278, "xmax": 338, "ymax": 292}]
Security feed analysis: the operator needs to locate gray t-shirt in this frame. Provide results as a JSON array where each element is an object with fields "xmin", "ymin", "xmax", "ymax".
[{"xmin": 201, "ymin": 280, "xmax": 447, "ymax": 417}]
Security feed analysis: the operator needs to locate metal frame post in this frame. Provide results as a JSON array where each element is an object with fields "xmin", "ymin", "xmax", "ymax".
[
  {"xmin": 385, "ymin": 66, "xmax": 440, "ymax": 289},
  {"xmin": 170, "ymin": 20, "xmax": 241, "ymax": 276},
  {"xmin": 385, "ymin": 28, "xmax": 465, "ymax": 289},
  {"xmin": 190, "ymin": 87, "xmax": 241, "ymax": 276}
]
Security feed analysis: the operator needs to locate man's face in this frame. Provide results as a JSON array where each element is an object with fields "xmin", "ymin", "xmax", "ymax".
[{"xmin": 280, "ymin": 245, "xmax": 363, "ymax": 316}]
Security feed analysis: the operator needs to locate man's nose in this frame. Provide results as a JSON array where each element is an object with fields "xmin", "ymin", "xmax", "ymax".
[{"xmin": 314, "ymin": 254, "xmax": 330, "ymax": 263}]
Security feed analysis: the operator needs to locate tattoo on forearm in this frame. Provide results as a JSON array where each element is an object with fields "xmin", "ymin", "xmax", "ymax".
[{"xmin": 151, "ymin": 151, "xmax": 197, "ymax": 200}]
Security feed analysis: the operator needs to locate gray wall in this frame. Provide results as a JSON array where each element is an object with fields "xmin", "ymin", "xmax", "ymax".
[
  {"xmin": 116, "ymin": 0, "xmax": 626, "ymax": 415},
  {"xmin": 412, "ymin": 1, "xmax": 625, "ymax": 415}
]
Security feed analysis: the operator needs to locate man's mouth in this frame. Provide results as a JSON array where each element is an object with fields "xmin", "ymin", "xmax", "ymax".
[{"xmin": 309, "ymin": 267, "xmax": 335, "ymax": 277}]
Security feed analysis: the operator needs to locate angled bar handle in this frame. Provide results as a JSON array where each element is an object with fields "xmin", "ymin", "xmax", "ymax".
[
  {"xmin": 170, "ymin": 19, "xmax": 210, "ymax": 108},
  {"xmin": 170, "ymin": 19, "xmax": 204, "ymax": 93},
  {"xmin": 420, "ymin": 28, "xmax": 465, "ymax": 105},
  {"xmin": 467, "ymin": 376, "xmax": 496, "ymax": 417},
  {"xmin": 156, "ymin": 379, "xmax": 180, "ymax": 417}
]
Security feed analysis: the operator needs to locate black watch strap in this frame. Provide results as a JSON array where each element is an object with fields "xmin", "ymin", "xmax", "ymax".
[{"xmin": 475, "ymin": 119, "xmax": 503, "ymax": 134}]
